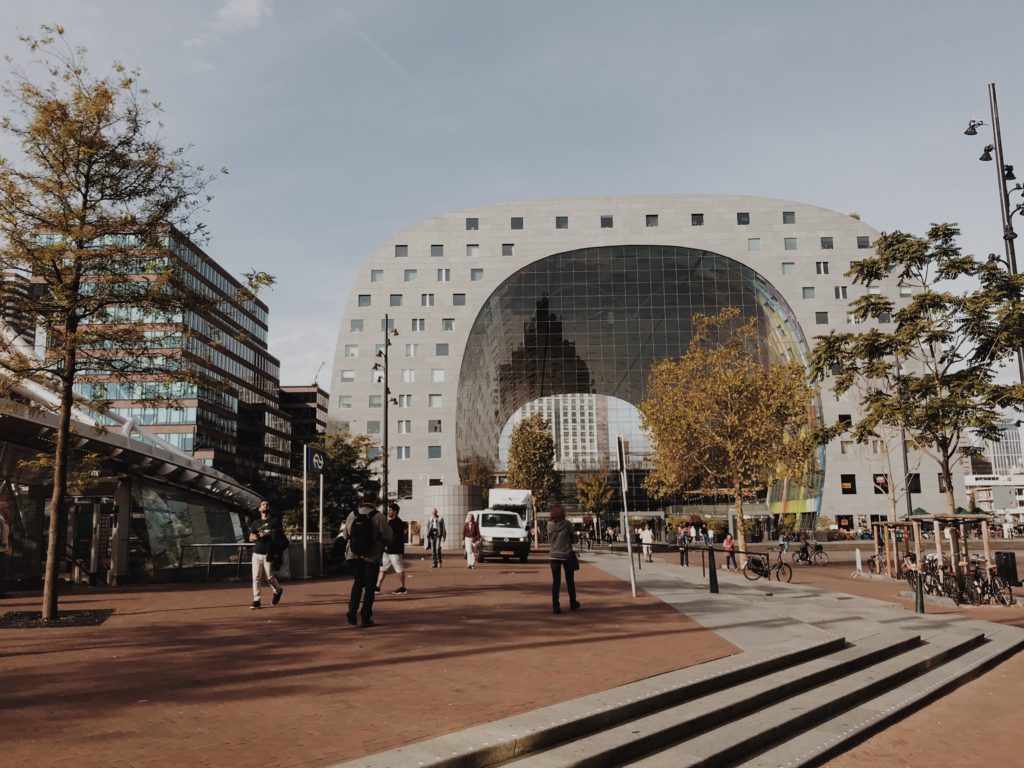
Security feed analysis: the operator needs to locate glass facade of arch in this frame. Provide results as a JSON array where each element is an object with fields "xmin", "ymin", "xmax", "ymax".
[{"xmin": 457, "ymin": 244, "xmax": 821, "ymax": 509}]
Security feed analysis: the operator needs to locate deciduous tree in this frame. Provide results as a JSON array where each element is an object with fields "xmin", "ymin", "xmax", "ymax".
[
  {"xmin": 575, "ymin": 466, "xmax": 614, "ymax": 538},
  {"xmin": 505, "ymin": 413, "xmax": 559, "ymax": 517}
]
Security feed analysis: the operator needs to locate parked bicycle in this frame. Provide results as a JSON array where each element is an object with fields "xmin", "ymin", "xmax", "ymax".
[
  {"xmin": 743, "ymin": 549, "xmax": 793, "ymax": 582},
  {"xmin": 792, "ymin": 541, "xmax": 828, "ymax": 566}
]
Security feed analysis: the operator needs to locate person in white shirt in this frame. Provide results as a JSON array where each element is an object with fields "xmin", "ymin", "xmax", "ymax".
[{"xmin": 639, "ymin": 524, "xmax": 655, "ymax": 562}]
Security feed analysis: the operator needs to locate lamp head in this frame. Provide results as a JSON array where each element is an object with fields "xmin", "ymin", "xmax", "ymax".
[
  {"xmin": 1004, "ymin": 165, "xmax": 1016, "ymax": 181},
  {"xmin": 980, "ymin": 145, "xmax": 994, "ymax": 162},
  {"xmin": 964, "ymin": 120, "xmax": 981, "ymax": 136}
]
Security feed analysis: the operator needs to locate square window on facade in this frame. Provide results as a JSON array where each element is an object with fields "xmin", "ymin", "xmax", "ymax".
[
  {"xmin": 840, "ymin": 440, "xmax": 854, "ymax": 454},
  {"xmin": 857, "ymin": 235, "xmax": 871, "ymax": 249},
  {"xmin": 404, "ymin": 269, "xmax": 417, "ymax": 282},
  {"xmin": 471, "ymin": 268, "xmax": 484, "ymax": 281},
  {"xmin": 816, "ymin": 261, "xmax": 829, "ymax": 275},
  {"xmin": 453, "ymin": 293, "xmax": 466, "ymax": 306},
  {"xmin": 396, "ymin": 446, "xmax": 410, "ymax": 460},
  {"xmin": 899, "ymin": 285, "xmax": 912, "ymax": 297},
  {"xmin": 802, "ymin": 287, "xmax": 815, "ymax": 299},
  {"xmin": 427, "ymin": 445, "xmax": 442, "ymax": 459},
  {"xmin": 431, "ymin": 244, "xmax": 443, "ymax": 258},
  {"xmin": 747, "ymin": 238, "xmax": 760, "ymax": 251},
  {"xmin": 840, "ymin": 474, "xmax": 857, "ymax": 494},
  {"xmin": 428, "ymin": 478, "xmax": 443, "ymax": 486},
  {"xmin": 436, "ymin": 343, "xmax": 449, "ymax": 356},
  {"xmin": 431, "ymin": 369, "xmax": 445, "ymax": 383},
  {"xmin": 341, "ymin": 369, "xmax": 355, "ymax": 382},
  {"xmin": 441, "ymin": 318, "xmax": 454, "ymax": 331},
  {"xmin": 428, "ymin": 394, "xmax": 442, "ymax": 408},
  {"xmin": 401, "ymin": 369, "xmax": 415, "ymax": 383},
  {"xmin": 397, "ymin": 419, "xmax": 411, "ymax": 434},
  {"xmin": 600, "ymin": 215, "xmax": 613, "ymax": 228},
  {"xmin": 368, "ymin": 394, "xmax": 382, "ymax": 408},
  {"xmin": 467, "ymin": 244, "xmax": 479, "ymax": 258},
  {"xmin": 395, "ymin": 244, "xmax": 408, "ymax": 258},
  {"xmin": 437, "ymin": 268, "xmax": 450, "ymax": 282},
  {"xmin": 781, "ymin": 262, "xmax": 795, "ymax": 275},
  {"xmin": 390, "ymin": 294, "xmax": 402, "ymax": 306},
  {"xmin": 908, "ymin": 473, "xmax": 921, "ymax": 494},
  {"xmin": 691, "ymin": 213, "xmax": 704, "ymax": 226},
  {"xmin": 350, "ymin": 319, "xmax": 363, "ymax": 332},
  {"xmin": 421, "ymin": 293, "xmax": 434, "ymax": 306},
  {"xmin": 366, "ymin": 420, "xmax": 380, "ymax": 434},
  {"xmin": 835, "ymin": 286, "xmax": 848, "ymax": 299},
  {"xmin": 737, "ymin": 212, "xmax": 750, "ymax": 225},
  {"xmin": 555, "ymin": 216, "xmax": 568, "ymax": 229},
  {"xmin": 428, "ymin": 419, "xmax": 442, "ymax": 433},
  {"xmin": 366, "ymin": 446, "xmax": 381, "ymax": 460},
  {"xmin": 370, "ymin": 269, "xmax": 383, "ymax": 282},
  {"xmin": 784, "ymin": 237, "xmax": 798, "ymax": 250},
  {"xmin": 338, "ymin": 395, "xmax": 352, "ymax": 409},
  {"xmin": 357, "ymin": 294, "xmax": 371, "ymax": 307},
  {"xmin": 405, "ymin": 343, "xmax": 418, "ymax": 357},
  {"xmin": 381, "ymin": 317, "xmax": 395, "ymax": 332},
  {"xmin": 938, "ymin": 473, "xmax": 947, "ymax": 493},
  {"xmin": 466, "ymin": 217, "xmax": 478, "ymax": 230},
  {"xmin": 397, "ymin": 479, "xmax": 413, "ymax": 499},
  {"xmin": 502, "ymin": 243, "xmax": 514, "ymax": 257},
  {"xmin": 867, "ymin": 286, "xmax": 880, "ymax": 295},
  {"xmin": 873, "ymin": 474, "xmax": 889, "ymax": 494},
  {"xmin": 646, "ymin": 214, "xmax": 658, "ymax": 227},
  {"xmin": 511, "ymin": 217, "xmax": 523, "ymax": 230},
  {"xmin": 815, "ymin": 311, "xmax": 829, "ymax": 324},
  {"xmin": 878, "ymin": 311, "xmax": 892, "ymax": 324},
  {"xmin": 820, "ymin": 236, "xmax": 834, "ymax": 250},
  {"xmin": 783, "ymin": 211, "xmax": 796, "ymax": 224},
  {"xmin": 411, "ymin": 318, "xmax": 425, "ymax": 331},
  {"xmin": 344, "ymin": 344, "xmax": 359, "ymax": 357}
]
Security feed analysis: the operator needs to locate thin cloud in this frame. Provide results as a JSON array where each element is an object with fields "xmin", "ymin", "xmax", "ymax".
[
  {"xmin": 335, "ymin": 6, "xmax": 419, "ymax": 91},
  {"xmin": 183, "ymin": 0, "xmax": 273, "ymax": 52}
]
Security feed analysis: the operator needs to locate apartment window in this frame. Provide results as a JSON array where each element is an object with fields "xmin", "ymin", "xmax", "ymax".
[
  {"xmin": 737, "ymin": 212, "xmax": 750, "ymax": 225},
  {"xmin": 344, "ymin": 344, "xmax": 359, "ymax": 358},
  {"xmin": 600, "ymin": 215, "xmax": 613, "ymax": 228},
  {"xmin": 555, "ymin": 216, "xmax": 568, "ymax": 229},
  {"xmin": 453, "ymin": 293, "xmax": 466, "ymax": 306},
  {"xmin": 840, "ymin": 440, "xmax": 854, "ymax": 454},
  {"xmin": 502, "ymin": 243, "xmax": 514, "ymax": 257},
  {"xmin": 938, "ymin": 473, "xmax": 948, "ymax": 493},
  {"xmin": 350, "ymin": 319, "xmax": 363, "ymax": 332},
  {"xmin": 857, "ymin": 235, "xmax": 871, "ymax": 249},
  {"xmin": 370, "ymin": 269, "xmax": 384, "ymax": 282},
  {"xmin": 404, "ymin": 269, "xmax": 417, "ymax": 282},
  {"xmin": 782, "ymin": 262, "xmax": 795, "ymax": 275},
  {"xmin": 867, "ymin": 286, "xmax": 881, "ymax": 295},
  {"xmin": 428, "ymin": 478, "xmax": 444, "ymax": 486},
  {"xmin": 436, "ymin": 343, "xmax": 449, "ymax": 356},
  {"xmin": 431, "ymin": 244, "xmax": 443, "ymax": 258},
  {"xmin": 437, "ymin": 268, "xmax": 450, "ymax": 282},
  {"xmin": 340, "ymin": 370, "xmax": 355, "ymax": 382},
  {"xmin": 396, "ymin": 446, "xmax": 411, "ymax": 460},
  {"xmin": 846, "ymin": 311, "xmax": 860, "ymax": 325},
  {"xmin": 467, "ymin": 244, "xmax": 479, "ymax": 258},
  {"xmin": 367, "ymin": 447, "xmax": 381, "ymax": 460},
  {"xmin": 397, "ymin": 394, "xmax": 411, "ymax": 407},
  {"xmin": 802, "ymin": 287, "xmax": 815, "ymax": 299},
  {"xmin": 366, "ymin": 420, "xmax": 380, "ymax": 434},
  {"xmin": 428, "ymin": 419, "xmax": 442, "ymax": 433},
  {"xmin": 908, "ymin": 473, "xmax": 922, "ymax": 494},
  {"xmin": 427, "ymin": 445, "xmax": 442, "ymax": 459},
  {"xmin": 395, "ymin": 244, "xmax": 408, "ymax": 258},
  {"xmin": 838, "ymin": 414, "xmax": 852, "ymax": 426},
  {"xmin": 835, "ymin": 286, "xmax": 848, "ymax": 299},
  {"xmin": 747, "ymin": 238, "xmax": 760, "ymax": 251},
  {"xmin": 465, "ymin": 217, "xmax": 478, "ymax": 230},
  {"xmin": 511, "ymin": 216, "xmax": 523, "ymax": 230},
  {"xmin": 815, "ymin": 311, "xmax": 829, "ymax": 324},
  {"xmin": 782, "ymin": 211, "xmax": 796, "ymax": 224},
  {"xmin": 840, "ymin": 474, "xmax": 857, "ymax": 495},
  {"xmin": 428, "ymin": 394, "xmax": 442, "ymax": 408},
  {"xmin": 691, "ymin": 213, "xmax": 704, "ymax": 226},
  {"xmin": 646, "ymin": 214, "xmax": 659, "ymax": 227},
  {"xmin": 878, "ymin": 311, "xmax": 892, "ymax": 324},
  {"xmin": 397, "ymin": 419, "xmax": 411, "ymax": 434},
  {"xmin": 368, "ymin": 394, "xmax": 382, "ymax": 408},
  {"xmin": 390, "ymin": 294, "xmax": 402, "ymax": 307},
  {"xmin": 380, "ymin": 317, "xmax": 395, "ymax": 332},
  {"xmin": 337, "ymin": 395, "xmax": 352, "ymax": 409},
  {"xmin": 401, "ymin": 369, "xmax": 415, "ymax": 383},
  {"xmin": 405, "ymin": 343, "xmax": 418, "ymax": 357},
  {"xmin": 873, "ymin": 474, "xmax": 889, "ymax": 494},
  {"xmin": 471, "ymin": 268, "xmax": 484, "ymax": 281},
  {"xmin": 431, "ymin": 369, "xmax": 445, "ymax": 383},
  {"xmin": 441, "ymin": 318, "xmax": 454, "ymax": 331},
  {"xmin": 784, "ymin": 237, "xmax": 798, "ymax": 250},
  {"xmin": 411, "ymin": 318, "xmax": 425, "ymax": 331},
  {"xmin": 816, "ymin": 261, "xmax": 830, "ymax": 275},
  {"xmin": 820, "ymin": 236, "xmax": 834, "ymax": 250},
  {"xmin": 899, "ymin": 285, "xmax": 912, "ymax": 297},
  {"xmin": 357, "ymin": 294, "xmax": 371, "ymax": 307},
  {"xmin": 421, "ymin": 293, "xmax": 434, "ymax": 306},
  {"xmin": 397, "ymin": 479, "xmax": 413, "ymax": 499}
]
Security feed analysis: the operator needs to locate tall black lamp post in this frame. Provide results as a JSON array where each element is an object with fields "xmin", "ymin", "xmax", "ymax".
[
  {"xmin": 372, "ymin": 314, "xmax": 399, "ymax": 503},
  {"xmin": 964, "ymin": 82, "xmax": 1024, "ymax": 382}
]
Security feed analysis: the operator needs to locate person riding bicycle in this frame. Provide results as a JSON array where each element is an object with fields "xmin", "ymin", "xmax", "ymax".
[{"xmin": 798, "ymin": 536, "xmax": 810, "ymax": 562}]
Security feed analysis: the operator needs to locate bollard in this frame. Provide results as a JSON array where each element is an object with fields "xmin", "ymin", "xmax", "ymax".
[
  {"xmin": 679, "ymin": 544, "xmax": 689, "ymax": 567},
  {"xmin": 914, "ymin": 570, "xmax": 925, "ymax": 613},
  {"xmin": 708, "ymin": 546, "xmax": 719, "ymax": 594}
]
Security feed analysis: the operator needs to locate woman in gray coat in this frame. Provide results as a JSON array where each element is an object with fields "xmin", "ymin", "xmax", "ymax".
[{"xmin": 547, "ymin": 503, "xmax": 580, "ymax": 614}]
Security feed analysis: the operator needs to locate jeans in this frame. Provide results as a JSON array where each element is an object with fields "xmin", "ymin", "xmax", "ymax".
[
  {"xmin": 429, "ymin": 536, "xmax": 443, "ymax": 565},
  {"xmin": 549, "ymin": 558, "xmax": 577, "ymax": 607},
  {"xmin": 348, "ymin": 558, "xmax": 380, "ymax": 621},
  {"xmin": 251, "ymin": 552, "xmax": 281, "ymax": 602},
  {"xmin": 464, "ymin": 537, "xmax": 476, "ymax": 567}
]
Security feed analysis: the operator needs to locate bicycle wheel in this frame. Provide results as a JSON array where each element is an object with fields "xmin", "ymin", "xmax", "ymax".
[
  {"xmin": 962, "ymin": 577, "xmax": 983, "ymax": 606},
  {"xmin": 992, "ymin": 575, "xmax": 1015, "ymax": 607},
  {"xmin": 774, "ymin": 563, "xmax": 793, "ymax": 582},
  {"xmin": 943, "ymin": 573, "xmax": 961, "ymax": 604},
  {"xmin": 812, "ymin": 550, "xmax": 829, "ymax": 566}
]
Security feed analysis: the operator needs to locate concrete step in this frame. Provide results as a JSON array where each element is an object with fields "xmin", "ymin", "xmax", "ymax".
[{"xmin": 625, "ymin": 629, "xmax": 986, "ymax": 768}]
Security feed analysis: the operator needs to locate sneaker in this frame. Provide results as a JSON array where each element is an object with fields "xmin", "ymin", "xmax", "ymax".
[
  {"xmin": 250, "ymin": 601, "xmax": 261, "ymax": 610},
  {"xmin": 374, "ymin": 586, "xmax": 381, "ymax": 593},
  {"xmin": 272, "ymin": 588, "xmax": 283, "ymax": 606},
  {"xmin": 432, "ymin": 564, "xmax": 438, "ymax": 568},
  {"xmin": 570, "ymin": 601, "xmax": 581, "ymax": 611},
  {"xmin": 361, "ymin": 618, "xmax": 375, "ymax": 628},
  {"xmin": 346, "ymin": 611, "xmax": 357, "ymax": 625},
  {"xmin": 552, "ymin": 605, "xmax": 562, "ymax": 614},
  {"xmin": 392, "ymin": 586, "xmax": 407, "ymax": 594}
]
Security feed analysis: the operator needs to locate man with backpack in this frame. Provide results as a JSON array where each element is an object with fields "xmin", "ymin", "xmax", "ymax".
[
  {"xmin": 343, "ymin": 489, "xmax": 392, "ymax": 627},
  {"xmin": 248, "ymin": 500, "xmax": 284, "ymax": 610}
]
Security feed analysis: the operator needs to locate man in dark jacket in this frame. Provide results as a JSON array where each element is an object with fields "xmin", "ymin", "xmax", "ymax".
[
  {"xmin": 426, "ymin": 507, "xmax": 446, "ymax": 567},
  {"xmin": 376, "ymin": 502, "xmax": 409, "ymax": 594},
  {"xmin": 343, "ymin": 490, "xmax": 392, "ymax": 627},
  {"xmin": 248, "ymin": 501, "xmax": 284, "ymax": 610}
]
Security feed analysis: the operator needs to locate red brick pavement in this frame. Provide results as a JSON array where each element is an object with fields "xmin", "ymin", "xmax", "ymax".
[{"xmin": 1, "ymin": 552, "xmax": 736, "ymax": 768}]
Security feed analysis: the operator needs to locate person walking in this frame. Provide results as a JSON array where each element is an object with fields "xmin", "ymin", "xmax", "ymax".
[
  {"xmin": 463, "ymin": 512, "xmax": 480, "ymax": 569},
  {"xmin": 547, "ymin": 503, "xmax": 580, "ymax": 614},
  {"xmin": 639, "ymin": 524, "xmax": 654, "ymax": 563},
  {"xmin": 376, "ymin": 502, "xmax": 409, "ymax": 594},
  {"xmin": 344, "ymin": 489, "xmax": 392, "ymax": 627},
  {"xmin": 723, "ymin": 532, "xmax": 737, "ymax": 571},
  {"xmin": 248, "ymin": 501, "xmax": 284, "ymax": 610},
  {"xmin": 678, "ymin": 523, "xmax": 690, "ymax": 567},
  {"xmin": 0, "ymin": 512, "xmax": 11, "ymax": 599},
  {"xmin": 426, "ymin": 508, "xmax": 446, "ymax": 567}
]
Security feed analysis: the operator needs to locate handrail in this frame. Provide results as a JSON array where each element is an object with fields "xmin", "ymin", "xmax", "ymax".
[{"xmin": 177, "ymin": 542, "xmax": 254, "ymax": 579}]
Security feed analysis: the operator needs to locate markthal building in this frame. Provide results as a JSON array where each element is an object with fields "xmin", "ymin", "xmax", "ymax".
[{"xmin": 329, "ymin": 195, "xmax": 963, "ymax": 537}]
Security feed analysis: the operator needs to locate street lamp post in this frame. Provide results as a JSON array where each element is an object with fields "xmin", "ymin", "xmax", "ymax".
[
  {"xmin": 372, "ymin": 314, "xmax": 399, "ymax": 504},
  {"xmin": 965, "ymin": 82, "xmax": 1024, "ymax": 382}
]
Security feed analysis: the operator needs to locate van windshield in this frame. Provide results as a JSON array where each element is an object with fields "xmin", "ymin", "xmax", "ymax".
[{"xmin": 481, "ymin": 513, "xmax": 521, "ymax": 528}]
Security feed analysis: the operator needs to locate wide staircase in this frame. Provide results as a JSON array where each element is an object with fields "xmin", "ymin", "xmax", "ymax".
[{"xmin": 332, "ymin": 553, "xmax": 1024, "ymax": 768}]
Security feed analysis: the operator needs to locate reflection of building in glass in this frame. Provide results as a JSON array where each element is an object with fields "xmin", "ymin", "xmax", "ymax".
[
  {"xmin": 985, "ymin": 422, "xmax": 1023, "ymax": 474},
  {"xmin": 329, "ymin": 195, "xmax": 964, "ymax": 531}
]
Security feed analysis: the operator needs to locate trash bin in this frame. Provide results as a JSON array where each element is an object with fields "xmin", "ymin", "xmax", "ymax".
[{"xmin": 994, "ymin": 551, "xmax": 1020, "ymax": 587}]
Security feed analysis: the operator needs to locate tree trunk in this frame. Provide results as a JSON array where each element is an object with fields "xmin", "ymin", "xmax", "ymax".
[
  {"xmin": 41, "ymin": 360, "xmax": 76, "ymax": 621},
  {"xmin": 733, "ymin": 479, "xmax": 747, "ymax": 565},
  {"xmin": 941, "ymin": 455, "xmax": 956, "ymax": 516}
]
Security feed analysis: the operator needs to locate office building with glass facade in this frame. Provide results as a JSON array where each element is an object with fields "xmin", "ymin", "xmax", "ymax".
[{"xmin": 330, "ymin": 195, "xmax": 964, "ymax": 533}]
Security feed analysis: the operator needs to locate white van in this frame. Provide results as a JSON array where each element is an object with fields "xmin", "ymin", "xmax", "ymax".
[{"xmin": 475, "ymin": 509, "xmax": 530, "ymax": 563}]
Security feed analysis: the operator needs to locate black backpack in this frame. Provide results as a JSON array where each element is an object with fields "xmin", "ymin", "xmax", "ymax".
[{"xmin": 349, "ymin": 510, "xmax": 378, "ymax": 557}]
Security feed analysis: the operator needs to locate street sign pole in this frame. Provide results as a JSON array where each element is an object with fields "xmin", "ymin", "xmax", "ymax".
[
  {"xmin": 618, "ymin": 436, "xmax": 637, "ymax": 598},
  {"xmin": 318, "ymin": 473, "xmax": 324, "ymax": 575},
  {"xmin": 302, "ymin": 444, "xmax": 309, "ymax": 579}
]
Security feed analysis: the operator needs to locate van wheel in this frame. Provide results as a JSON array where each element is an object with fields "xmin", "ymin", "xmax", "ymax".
[
  {"xmin": 478, "ymin": 554, "xmax": 486, "ymax": 563},
  {"xmin": 519, "ymin": 554, "xmax": 528, "ymax": 563},
  {"xmin": 502, "ymin": 556, "xmax": 509, "ymax": 562}
]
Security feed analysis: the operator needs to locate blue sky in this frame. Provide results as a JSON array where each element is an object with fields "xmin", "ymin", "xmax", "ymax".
[{"xmin": 0, "ymin": 0, "xmax": 1021, "ymax": 387}]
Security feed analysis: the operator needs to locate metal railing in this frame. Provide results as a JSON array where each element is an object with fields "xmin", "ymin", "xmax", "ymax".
[{"xmin": 177, "ymin": 542, "xmax": 254, "ymax": 579}]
